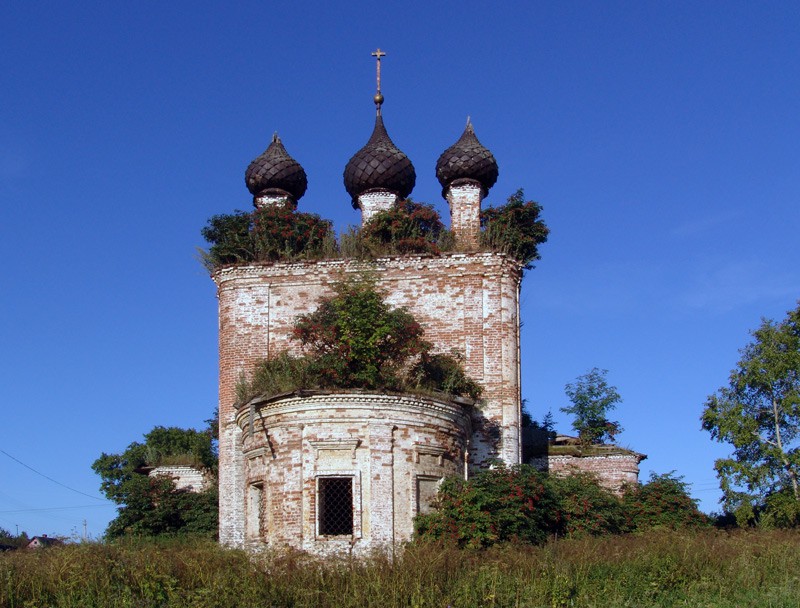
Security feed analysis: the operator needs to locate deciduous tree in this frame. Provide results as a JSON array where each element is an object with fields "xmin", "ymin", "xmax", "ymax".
[
  {"xmin": 701, "ymin": 302, "xmax": 800, "ymax": 525},
  {"xmin": 92, "ymin": 426, "xmax": 218, "ymax": 538},
  {"xmin": 561, "ymin": 368, "xmax": 623, "ymax": 445}
]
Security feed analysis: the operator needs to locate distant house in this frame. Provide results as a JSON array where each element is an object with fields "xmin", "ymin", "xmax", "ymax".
[{"xmin": 26, "ymin": 535, "xmax": 64, "ymax": 549}]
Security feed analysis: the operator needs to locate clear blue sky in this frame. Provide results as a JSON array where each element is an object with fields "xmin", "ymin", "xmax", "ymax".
[{"xmin": 1, "ymin": 1, "xmax": 798, "ymax": 539}]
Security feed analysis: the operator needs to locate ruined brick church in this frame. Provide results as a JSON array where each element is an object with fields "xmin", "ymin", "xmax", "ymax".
[{"xmin": 212, "ymin": 53, "xmax": 640, "ymax": 555}]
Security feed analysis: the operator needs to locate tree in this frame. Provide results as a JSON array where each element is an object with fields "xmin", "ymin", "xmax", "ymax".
[
  {"xmin": 561, "ymin": 368, "xmax": 623, "ymax": 445},
  {"xmin": 92, "ymin": 426, "xmax": 218, "ymax": 538},
  {"xmin": 701, "ymin": 302, "xmax": 800, "ymax": 525}
]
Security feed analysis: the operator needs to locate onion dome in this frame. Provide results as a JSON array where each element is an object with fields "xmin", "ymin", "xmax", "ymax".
[
  {"xmin": 343, "ymin": 115, "xmax": 416, "ymax": 208},
  {"xmin": 435, "ymin": 118, "xmax": 498, "ymax": 196},
  {"xmin": 245, "ymin": 133, "xmax": 308, "ymax": 204}
]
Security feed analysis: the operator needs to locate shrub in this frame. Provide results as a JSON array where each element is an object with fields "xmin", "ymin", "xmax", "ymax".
[
  {"xmin": 480, "ymin": 189, "xmax": 549, "ymax": 269},
  {"xmin": 293, "ymin": 278, "xmax": 430, "ymax": 390},
  {"xmin": 201, "ymin": 210, "xmax": 254, "ymax": 267},
  {"xmin": 409, "ymin": 351, "xmax": 482, "ymax": 400},
  {"xmin": 415, "ymin": 464, "xmax": 560, "ymax": 548},
  {"xmin": 550, "ymin": 473, "xmax": 629, "ymax": 537},
  {"xmin": 200, "ymin": 204, "xmax": 334, "ymax": 270},
  {"xmin": 623, "ymin": 472, "xmax": 710, "ymax": 530},
  {"xmin": 251, "ymin": 204, "xmax": 334, "ymax": 262},
  {"xmin": 359, "ymin": 199, "xmax": 450, "ymax": 255}
]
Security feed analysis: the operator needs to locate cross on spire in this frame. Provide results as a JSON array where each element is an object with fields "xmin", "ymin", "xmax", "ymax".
[{"xmin": 372, "ymin": 48, "xmax": 386, "ymax": 115}]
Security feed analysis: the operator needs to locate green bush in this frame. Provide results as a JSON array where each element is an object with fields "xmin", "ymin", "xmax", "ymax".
[
  {"xmin": 201, "ymin": 210, "xmax": 254, "ymax": 266},
  {"xmin": 623, "ymin": 472, "xmax": 710, "ymax": 530},
  {"xmin": 201, "ymin": 204, "xmax": 334, "ymax": 270},
  {"xmin": 251, "ymin": 204, "xmax": 334, "ymax": 261},
  {"xmin": 359, "ymin": 199, "xmax": 451, "ymax": 255},
  {"xmin": 409, "ymin": 351, "xmax": 482, "ymax": 400},
  {"xmin": 550, "ymin": 473, "xmax": 629, "ymax": 537},
  {"xmin": 480, "ymin": 189, "xmax": 549, "ymax": 269},
  {"xmin": 415, "ymin": 464, "xmax": 560, "ymax": 548}
]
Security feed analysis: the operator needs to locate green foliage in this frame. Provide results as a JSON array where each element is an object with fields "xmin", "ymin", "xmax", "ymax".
[
  {"xmin": 415, "ymin": 464, "xmax": 561, "ymax": 548},
  {"xmin": 251, "ymin": 204, "xmax": 334, "ymax": 261},
  {"xmin": 5, "ymin": 531, "xmax": 800, "ymax": 606},
  {"xmin": 409, "ymin": 351, "xmax": 483, "ymax": 400},
  {"xmin": 416, "ymin": 467, "xmax": 707, "ymax": 548},
  {"xmin": 480, "ymin": 189, "xmax": 549, "ymax": 269},
  {"xmin": 201, "ymin": 204, "xmax": 334, "ymax": 270},
  {"xmin": 293, "ymin": 277, "xmax": 430, "ymax": 390},
  {"xmin": 200, "ymin": 210, "xmax": 253, "ymax": 266},
  {"xmin": 561, "ymin": 367, "xmax": 623, "ymax": 445},
  {"xmin": 92, "ymin": 427, "xmax": 218, "ymax": 539},
  {"xmin": 701, "ymin": 302, "xmax": 800, "ymax": 525},
  {"xmin": 105, "ymin": 478, "xmax": 219, "ymax": 539},
  {"xmin": 237, "ymin": 350, "xmax": 315, "ymax": 403},
  {"xmin": 241, "ymin": 279, "xmax": 481, "ymax": 403},
  {"xmin": 550, "ymin": 473, "xmax": 629, "ymax": 537},
  {"xmin": 623, "ymin": 472, "xmax": 710, "ymax": 530},
  {"xmin": 359, "ymin": 199, "xmax": 451, "ymax": 255}
]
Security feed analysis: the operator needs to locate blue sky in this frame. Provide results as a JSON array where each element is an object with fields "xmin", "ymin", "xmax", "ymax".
[{"xmin": 1, "ymin": 1, "xmax": 798, "ymax": 539}]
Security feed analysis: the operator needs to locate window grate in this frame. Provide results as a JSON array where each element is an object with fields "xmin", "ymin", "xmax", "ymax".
[{"xmin": 318, "ymin": 477, "xmax": 353, "ymax": 536}]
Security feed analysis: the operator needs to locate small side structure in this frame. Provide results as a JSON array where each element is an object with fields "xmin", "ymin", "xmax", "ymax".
[
  {"xmin": 525, "ymin": 431, "xmax": 646, "ymax": 494},
  {"xmin": 139, "ymin": 465, "xmax": 214, "ymax": 493}
]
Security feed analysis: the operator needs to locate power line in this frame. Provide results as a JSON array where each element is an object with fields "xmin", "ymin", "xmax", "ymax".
[
  {"xmin": 0, "ymin": 449, "xmax": 106, "ymax": 501},
  {"xmin": 0, "ymin": 504, "xmax": 114, "ymax": 514}
]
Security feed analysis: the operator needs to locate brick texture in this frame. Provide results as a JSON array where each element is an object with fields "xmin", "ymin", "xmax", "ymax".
[{"xmin": 214, "ymin": 252, "xmax": 522, "ymax": 551}]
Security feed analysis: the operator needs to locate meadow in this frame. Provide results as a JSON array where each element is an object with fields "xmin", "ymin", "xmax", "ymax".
[{"xmin": 2, "ymin": 529, "xmax": 798, "ymax": 607}]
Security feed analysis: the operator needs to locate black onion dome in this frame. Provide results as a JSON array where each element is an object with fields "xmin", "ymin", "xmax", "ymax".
[
  {"xmin": 245, "ymin": 133, "xmax": 308, "ymax": 202},
  {"xmin": 435, "ymin": 119, "xmax": 499, "ymax": 195},
  {"xmin": 343, "ymin": 115, "xmax": 416, "ymax": 208}
]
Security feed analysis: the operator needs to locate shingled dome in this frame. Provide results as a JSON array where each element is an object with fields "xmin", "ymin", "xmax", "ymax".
[
  {"xmin": 245, "ymin": 133, "xmax": 308, "ymax": 204},
  {"xmin": 343, "ymin": 116, "xmax": 416, "ymax": 208},
  {"xmin": 435, "ymin": 119, "xmax": 498, "ymax": 196}
]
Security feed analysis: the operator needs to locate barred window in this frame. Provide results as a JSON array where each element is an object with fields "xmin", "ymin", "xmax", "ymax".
[{"xmin": 318, "ymin": 477, "xmax": 353, "ymax": 536}]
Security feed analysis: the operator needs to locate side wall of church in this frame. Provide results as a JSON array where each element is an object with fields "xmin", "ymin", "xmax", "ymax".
[{"xmin": 214, "ymin": 253, "xmax": 522, "ymax": 546}]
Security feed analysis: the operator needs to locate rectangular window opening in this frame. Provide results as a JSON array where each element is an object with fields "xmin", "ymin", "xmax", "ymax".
[{"xmin": 318, "ymin": 477, "xmax": 353, "ymax": 536}]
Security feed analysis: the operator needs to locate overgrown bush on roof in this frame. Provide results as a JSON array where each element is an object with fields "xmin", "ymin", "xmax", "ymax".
[
  {"xmin": 201, "ymin": 204, "xmax": 334, "ymax": 270},
  {"xmin": 480, "ymin": 189, "xmax": 549, "ymax": 269}
]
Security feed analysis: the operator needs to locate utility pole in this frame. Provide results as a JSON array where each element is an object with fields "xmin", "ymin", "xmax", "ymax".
[{"xmin": 83, "ymin": 519, "xmax": 87, "ymax": 541}]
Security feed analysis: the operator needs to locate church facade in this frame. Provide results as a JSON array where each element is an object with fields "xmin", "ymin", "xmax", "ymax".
[{"xmin": 211, "ymin": 53, "xmax": 595, "ymax": 554}]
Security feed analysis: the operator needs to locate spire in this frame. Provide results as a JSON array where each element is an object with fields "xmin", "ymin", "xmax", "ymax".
[{"xmin": 372, "ymin": 48, "xmax": 386, "ymax": 116}]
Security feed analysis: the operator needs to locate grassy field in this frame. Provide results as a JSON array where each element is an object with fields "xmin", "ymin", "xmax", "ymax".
[{"xmin": 1, "ymin": 529, "xmax": 798, "ymax": 607}]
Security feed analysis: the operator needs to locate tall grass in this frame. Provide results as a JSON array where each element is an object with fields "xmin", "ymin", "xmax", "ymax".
[{"xmin": 2, "ymin": 530, "xmax": 799, "ymax": 607}]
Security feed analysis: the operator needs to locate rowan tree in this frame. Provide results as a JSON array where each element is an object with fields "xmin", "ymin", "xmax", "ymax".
[{"xmin": 701, "ymin": 302, "xmax": 800, "ymax": 526}]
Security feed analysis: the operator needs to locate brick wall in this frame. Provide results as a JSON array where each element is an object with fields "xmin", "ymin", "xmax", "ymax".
[
  {"xmin": 530, "ymin": 452, "xmax": 644, "ymax": 495},
  {"xmin": 236, "ymin": 392, "xmax": 469, "ymax": 555},
  {"xmin": 214, "ymin": 252, "xmax": 522, "ymax": 548}
]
